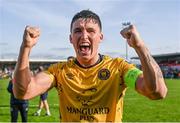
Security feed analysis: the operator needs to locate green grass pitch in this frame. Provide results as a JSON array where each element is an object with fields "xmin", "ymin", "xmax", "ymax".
[{"xmin": 0, "ymin": 79, "xmax": 180, "ymax": 122}]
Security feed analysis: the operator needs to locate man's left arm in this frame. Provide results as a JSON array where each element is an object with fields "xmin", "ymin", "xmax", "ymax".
[
  {"xmin": 135, "ymin": 45, "xmax": 167, "ymax": 99},
  {"xmin": 121, "ymin": 25, "xmax": 167, "ymax": 100}
]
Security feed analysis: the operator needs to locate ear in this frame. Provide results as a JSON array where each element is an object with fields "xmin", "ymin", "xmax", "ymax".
[
  {"xmin": 69, "ymin": 34, "xmax": 72, "ymax": 44},
  {"xmin": 99, "ymin": 33, "xmax": 103, "ymax": 42}
]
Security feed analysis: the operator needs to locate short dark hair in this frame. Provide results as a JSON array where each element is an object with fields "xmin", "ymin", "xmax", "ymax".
[{"xmin": 70, "ymin": 10, "xmax": 102, "ymax": 32}]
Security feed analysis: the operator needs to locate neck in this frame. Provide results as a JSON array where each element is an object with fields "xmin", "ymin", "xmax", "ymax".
[{"xmin": 75, "ymin": 54, "xmax": 101, "ymax": 68}]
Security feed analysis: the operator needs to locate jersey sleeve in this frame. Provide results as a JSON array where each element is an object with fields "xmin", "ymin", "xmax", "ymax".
[
  {"xmin": 117, "ymin": 58, "xmax": 142, "ymax": 88},
  {"xmin": 44, "ymin": 63, "xmax": 61, "ymax": 87}
]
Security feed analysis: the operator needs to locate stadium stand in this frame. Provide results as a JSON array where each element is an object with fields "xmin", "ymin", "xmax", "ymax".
[
  {"xmin": 1, "ymin": 53, "xmax": 180, "ymax": 79},
  {"xmin": 131, "ymin": 52, "xmax": 180, "ymax": 79},
  {"xmin": 0, "ymin": 59, "xmax": 62, "ymax": 79}
]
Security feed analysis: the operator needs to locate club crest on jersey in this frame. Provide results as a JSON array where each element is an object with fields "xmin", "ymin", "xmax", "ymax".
[
  {"xmin": 98, "ymin": 69, "xmax": 110, "ymax": 80},
  {"xmin": 66, "ymin": 73, "xmax": 74, "ymax": 79}
]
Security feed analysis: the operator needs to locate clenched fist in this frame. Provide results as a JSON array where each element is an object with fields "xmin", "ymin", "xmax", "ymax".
[
  {"xmin": 22, "ymin": 26, "xmax": 40, "ymax": 48},
  {"xmin": 120, "ymin": 25, "xmax": 144, "ymax": 49}
]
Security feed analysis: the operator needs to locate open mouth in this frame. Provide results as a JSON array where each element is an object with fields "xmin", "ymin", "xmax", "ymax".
[{"xmin": 79, "ymin": 42, "xmax": 91, "ymax": 55}]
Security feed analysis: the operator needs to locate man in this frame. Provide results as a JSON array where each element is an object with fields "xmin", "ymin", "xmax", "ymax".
[
  {"xmin": 33, "ymin": 66, "xmax": 51, "ymax": 116},
  {"xmin": 7, "ymin": 79, "xmax": 28, "ymax": 122},
  {"xmin": 13, "ymin": 10, "xmax": 167, "ymax": 122},
  {"xmin": 33, "ymin": 91, "xmax": 51, "ymax": 116}
]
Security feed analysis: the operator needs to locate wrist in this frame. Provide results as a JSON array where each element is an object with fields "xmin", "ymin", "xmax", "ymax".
[
  {"xmin": 20, "ymin": 42, "xmax": 32, "ymax": 51},
  {"xmin": 134, "ymin": 43, "xmax": 149, "ymax": 55},
  {"xmin": 134, "ymin": 42, "xmax": 145, "ymax": 51},
  {"xmin": 19, "ymin": 43, "xmax": 32, "ymax": 59}
]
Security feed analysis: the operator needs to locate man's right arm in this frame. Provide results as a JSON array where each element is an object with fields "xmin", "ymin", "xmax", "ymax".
[{"xmin": 13, "ymin": 26, "xmax": 53, "ymax": 100}]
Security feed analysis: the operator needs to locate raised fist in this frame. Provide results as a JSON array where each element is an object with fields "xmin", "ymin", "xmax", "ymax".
[
  {"xmin": 120, "ymin": 25, "xmax": 144, "ymax": 49},
  {"xmin": 22, "ymin": 26, "xmax": 40, "ymax": 48}
]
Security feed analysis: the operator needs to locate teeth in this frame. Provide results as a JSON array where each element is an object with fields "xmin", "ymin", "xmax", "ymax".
[
  {"xmin": 79, "ymin": 42, "xmax": 91, "ymax": 53},
  {"xmin": 80, "ymin": 42, "xmax": 90, "ymax": 47}
]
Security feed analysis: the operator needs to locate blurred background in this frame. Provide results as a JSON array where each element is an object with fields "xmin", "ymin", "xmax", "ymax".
[{"xmin": 0, "ymin": 0, "xmax": 180, "ymax": 122}]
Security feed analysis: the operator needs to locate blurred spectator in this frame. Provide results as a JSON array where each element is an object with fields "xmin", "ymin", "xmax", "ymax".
[
  {"xmin": 33, "ymin": 66, "xmax": 51, "ymax": 116},
  {"xmin": 33, "ymin": 92, "xmax": 51, "ymax": 116},
  {"xmin": 7, "ymin": 79, "xmax": 29, "ymax": 122}
]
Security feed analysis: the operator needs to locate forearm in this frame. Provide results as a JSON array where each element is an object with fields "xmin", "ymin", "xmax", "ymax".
[
  {"xmin": 13, "ymin": 45, "xmax": 32, "ymax": 99},
  {"xmin": 135, "ymin": 45, "xmax": 167, "ymax": 98},
  {"xmin": 120, "ymin": 25, "xmax": 167, "ymax": 99}
]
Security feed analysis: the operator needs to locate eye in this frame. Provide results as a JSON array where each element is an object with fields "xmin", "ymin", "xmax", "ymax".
[
  {"xmin": 73, "ymin": 28, "xmax": 81, "ymax": 33},
  {"xmin": 87, "ymin": 28, "xmax": 95, "ymax": 33}
]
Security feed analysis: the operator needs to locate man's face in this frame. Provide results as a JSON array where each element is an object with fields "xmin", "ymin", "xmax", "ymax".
[{"xmin": 70, "ymin": 18, "xmax": 103, "ymax": 62}]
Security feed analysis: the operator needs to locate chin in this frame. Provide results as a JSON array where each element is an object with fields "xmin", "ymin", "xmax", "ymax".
[
  {"xmin": 78, "ymin": 54, "xmax": 92, "ymax": 61},
  {"xmin": 81, "ymin": 55, "xmax": 91, "ymax": 60}
]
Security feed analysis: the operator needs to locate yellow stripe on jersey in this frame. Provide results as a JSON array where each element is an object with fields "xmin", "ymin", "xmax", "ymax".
[{"xmin": 124, "ymin": 68, "xmax": 143, "ymax": 88}]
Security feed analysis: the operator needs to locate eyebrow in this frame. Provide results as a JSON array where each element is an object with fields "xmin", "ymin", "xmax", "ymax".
[{"xmin": 73, "ymin": 27, "xmax": 81, "ymax": 32}]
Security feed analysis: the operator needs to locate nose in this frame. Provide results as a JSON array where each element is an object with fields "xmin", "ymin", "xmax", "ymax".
[{"xmin": 81, "ymin": 30, "xmax": 88, "ymax": 40}]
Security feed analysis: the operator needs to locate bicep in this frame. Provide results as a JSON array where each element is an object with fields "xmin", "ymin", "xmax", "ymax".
[
  {"xmin": 136, "ymin": 74, "xmax": 167, "ymax": 100},
  {"xmin": 135, "ymin": 74, "xmax": 154, "ymax": 98},
  {"xmin": 23, "ymin": 72, "xmax": 54, "ymax": 99}
]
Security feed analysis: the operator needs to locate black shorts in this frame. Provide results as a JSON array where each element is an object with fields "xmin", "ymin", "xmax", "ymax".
[{"xmin": 40, "ymin": 92, "xmax": 48, "ymax": 101}]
